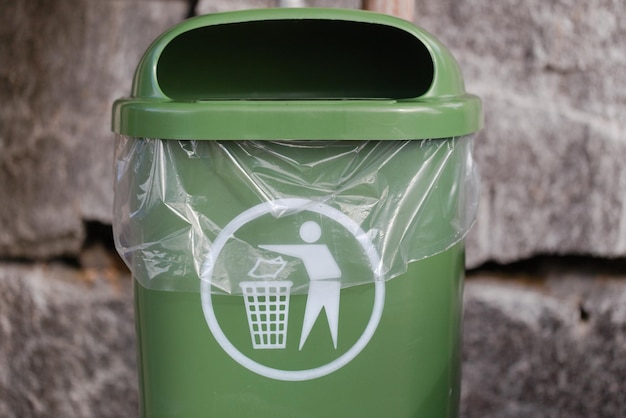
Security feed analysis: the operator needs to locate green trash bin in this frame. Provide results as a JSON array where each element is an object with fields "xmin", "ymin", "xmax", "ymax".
[{"xmin": 112, "ymin": 8, "xmax": 481, "ymax": 418}]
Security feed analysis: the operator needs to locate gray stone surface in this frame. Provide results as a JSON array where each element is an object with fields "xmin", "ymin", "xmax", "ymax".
[
  {"xmin": 0, "ymin": 0, "xmax": 187, "ymax": 258},
  {"xmin": 2, "ymin": 258, "xmax": 624, "ymax": 417},
  {"xmin": 414, "ymin": 0, "xmax": 626, "ymax": 266},
  {"xmin": 2, "ymin": 0, "xmax": 625, "ymax": 265},
  {"xmin": 0, "ymin": 262, "xmax": 136, "ymax": 418},
  {"xmin": 462, "ymin": 259, "xmax": 626, "ymax": 417}
]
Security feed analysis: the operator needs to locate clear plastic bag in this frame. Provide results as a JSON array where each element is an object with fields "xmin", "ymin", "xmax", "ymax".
[{"xmin": 113, "ymin": 136, "xmax": 479, "ymax": 294}]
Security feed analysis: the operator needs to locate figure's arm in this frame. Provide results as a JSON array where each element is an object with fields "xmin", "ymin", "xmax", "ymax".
[
  {"xmin": 258, "ymin": 245, "xmax": 309, "ymax": 259},
  {"xmin": 259, "ymin": 245, "xmax": 341, "ymax": 281}
]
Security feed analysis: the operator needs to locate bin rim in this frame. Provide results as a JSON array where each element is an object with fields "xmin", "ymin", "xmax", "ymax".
[{"xmin": 112, "ymin": 8, "xmax": 482, "ymax": 140}]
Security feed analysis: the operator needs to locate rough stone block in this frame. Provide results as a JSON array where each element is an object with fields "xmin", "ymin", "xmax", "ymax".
[
  {"xmin": 0, "ymin": 0, "xmax": 187, "ymax": 258},
  {"xmin": 1, "ymin": 258, "xmax": 624, "ymax": 417},
  {"xmin": 414, "ymin": 0, "xmax": 626, "ymax": 265},
  {"xmin": 3, "ymin": 0, "xmax": 625, "ymax": 267},
  {"xmin": 462, "ymin": 261, "xmax": 626, "ymax": 417},
  {"xmin": 0, "ymin": 263, "xmax": 136, "ymax": 418}
]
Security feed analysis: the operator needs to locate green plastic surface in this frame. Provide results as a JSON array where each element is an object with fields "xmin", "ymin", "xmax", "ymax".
[
  {"xmin": 120, "ymin": 137, "xmax": 473, "ymax": 417},
  {"xmin": 114, "ymin": 8, "xmax": 479, "ymax": 417},
  {"xmin": 112, "ymin": 8, "xmax": 481, "ymax": 140},
  {"xmin": 135, "ymin": 244, "xmax": 464, "ymax": 418}
]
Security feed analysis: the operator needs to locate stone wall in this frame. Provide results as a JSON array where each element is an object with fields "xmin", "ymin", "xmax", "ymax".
[
  {"xmin": 1, "ymin": 0, "xmax": 624, "ymax": 416},
  {"xmin": 463, "ymin": 259, "xmax": 626, "ymax": 417},
  {"xmin": 421, "ymin": 0, "xmax": 626, "ymax": 266}
]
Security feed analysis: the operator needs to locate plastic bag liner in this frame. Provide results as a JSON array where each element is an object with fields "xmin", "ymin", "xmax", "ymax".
[{"xmin": 113, "ymin": 136, "xmax": 479, "ymax": 295}]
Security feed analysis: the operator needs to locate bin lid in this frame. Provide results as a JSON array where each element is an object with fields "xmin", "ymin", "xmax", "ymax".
[{"xmin": 112, "ymin": 8, "xmax": 481, "ymax": 140}]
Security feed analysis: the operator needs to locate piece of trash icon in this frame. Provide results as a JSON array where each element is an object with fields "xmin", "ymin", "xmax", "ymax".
[
  {"xmin": 240, "ymin": 280, "xmax": 293, "ymax": 349},
  {"xmin": 247, "ymin": 256, "xmax": 288, "ymax": 279}
]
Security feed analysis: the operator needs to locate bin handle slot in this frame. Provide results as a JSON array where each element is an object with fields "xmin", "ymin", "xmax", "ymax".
[{"xmin": 155, "ymin": 19, "xmax": 435, "ymax": 101}]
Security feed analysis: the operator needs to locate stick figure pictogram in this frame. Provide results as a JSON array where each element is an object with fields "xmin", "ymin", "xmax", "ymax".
[{"xmin": 260, "ymin": 221, "xmax": 341, "ymax": 350}]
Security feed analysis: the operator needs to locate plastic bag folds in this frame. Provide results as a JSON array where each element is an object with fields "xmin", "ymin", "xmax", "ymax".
[{"xmin": 113, "ymin": 137, "xmax": 479, "ymax": 294}]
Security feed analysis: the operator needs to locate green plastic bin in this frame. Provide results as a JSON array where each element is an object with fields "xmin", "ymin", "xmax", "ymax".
[{"xmin": 112, "ymin": 8, "xmax": 481, "ymax": 418}]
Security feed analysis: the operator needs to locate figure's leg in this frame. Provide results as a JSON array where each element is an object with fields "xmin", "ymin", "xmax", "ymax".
[
  {"xmin": 323, "ymin": 281, "xmax": 341, "ymax": 349},
  {"xmin": 299, "ymin": 281, "xmax": 341, "ymax": 350}
]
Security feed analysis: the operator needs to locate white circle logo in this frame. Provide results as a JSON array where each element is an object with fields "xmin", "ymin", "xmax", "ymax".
[{"xmin": 200, "ymin": 198, "xmax": 385, "ymax": 381}]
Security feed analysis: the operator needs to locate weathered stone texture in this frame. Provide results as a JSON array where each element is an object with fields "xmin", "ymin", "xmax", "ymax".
[
  {"xmin": 414, "ymin": 0, "xmax": 626, "ymax": 265},
  {"xmin": 2, "ymin": 258, "xmax": 624, "ymax": 417},
  {"xmin": 0, "ymin": 263, "xmax": 136, "ymax": 418},
  {"xmin": 462, "ymin": 260, "xmax": 626, "ymax": 417},
  {"xmin": 0, "ymin": 0, "xmax": 187, "ymax": 258},
  {"xmin": 3, "ymin": 0, "xmax": 624, "ymax": 265}
]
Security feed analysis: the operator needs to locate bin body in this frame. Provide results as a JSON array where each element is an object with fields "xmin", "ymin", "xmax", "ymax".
[
  {"xmin": 112, "ymin": 9, "xmax": 481, "ymax": 418},
  {"xmin": 134, "ymin": 247, "xmax": 463, "ymax": 418}
]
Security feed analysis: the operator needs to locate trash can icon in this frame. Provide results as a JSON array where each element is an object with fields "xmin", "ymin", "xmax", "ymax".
[
  {"xmin": 112, "ymin": 8, "xmax": 481, "ymax": 418},
  {"xmin": 239, "ymin": 280, "xmax": 293, "ymax": 349}
]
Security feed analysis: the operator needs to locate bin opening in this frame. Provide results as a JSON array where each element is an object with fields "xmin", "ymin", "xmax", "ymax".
[{"xmin": 156, "ymin": 19, "xmax": 434, "ymax": 101}]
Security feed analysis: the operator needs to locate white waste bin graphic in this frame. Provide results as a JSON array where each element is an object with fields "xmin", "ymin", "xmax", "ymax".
[
  {"xmin": 201, "ymin": 198, "xmax": 386, "ymax": 380},
  {"xmin": 239, "ymin": 280, "xmax": 293, "ymax": 349}
]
